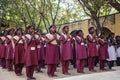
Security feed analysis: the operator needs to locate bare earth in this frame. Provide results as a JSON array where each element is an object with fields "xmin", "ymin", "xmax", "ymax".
[{"xmin": 0, "ymin": 65, "xmax": 120, "ymax": 80}]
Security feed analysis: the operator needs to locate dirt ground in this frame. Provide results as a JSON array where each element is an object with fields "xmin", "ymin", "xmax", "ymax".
[{"xmin": 0, "ymin": 65, "xmax": 120, "ymax": 80}]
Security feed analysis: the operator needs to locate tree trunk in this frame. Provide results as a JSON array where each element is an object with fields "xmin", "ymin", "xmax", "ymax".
[{"xmin": 94, "ymin": 17, "xmax": 101, "ymax": 34}]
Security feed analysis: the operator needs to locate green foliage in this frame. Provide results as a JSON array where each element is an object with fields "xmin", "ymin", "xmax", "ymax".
[{"xmin": 0, "ymin": 0, "xmax": 119, "ymax": 33}]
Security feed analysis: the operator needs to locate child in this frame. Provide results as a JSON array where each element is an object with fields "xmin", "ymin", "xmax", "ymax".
[
  {"xmin": 45, "ymin": 25, "xmax": 60, "ymax": 77},
  {"xmin": 75, "ymin": 30, "xmax": 87, "ymax": 73},
  {"xmin": 98, "ymin": 33, "xmax": 108, "ymax": 70},
  {"xmin": 86, "ymin": 27, "xmax": 98, "ymax": 72},
  {"xmin": 36, "ymin": 29, "xmax": 45, "ymax": 72},
  {"xmin": 116, "ymin": 36, "xmax": 120, "ymax": 66},
  {"xmin": 0, "ymin": 30, "xmax": 8, "ymax": 69},
  {"xmin": 13, "ymin": 28, "xmax": 25, "ymax": 76},
  {"xmin": 107, "ymin": 33, "xmax": 116, "ymax": 70},
  {"xmin": 60, "ymin": 26, "xmax": 73, "ymax": 75},
  {"xmin": 25, "ymin": 25, "xmax": 38, "ymax": 80},
  {"xmin": 6, "ymin": 28, "xmax": 15, "ymax": 71}
]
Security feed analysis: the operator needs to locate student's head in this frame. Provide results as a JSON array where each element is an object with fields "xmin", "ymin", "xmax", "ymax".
[
  {"xmin": 16, "ymin": 27, "xmax": 23, "ymax": 35},
  {"xmin": 3, "ymin": 30, "xmax": 8, "ymax": 36},
  {"xmin": 49, "ymin": 25, "xmax": 56, "ymax": 33},
  {"xmin": 9, "ymin": 28, "xmax": 15, "ymax": 36},
  {"xmin": 115, "ymin": 35, "xmax": 120, "ymax": 40},
  {"xmin": 76, "ymin": 30, "xmax": 83, "ymax": 37},
  {"xmin": 37, "ymin": 29, "xmax": 42, "ymax": 35},
  {"xmin": 62, "ymin": 26, "xmax": 69, "ymax": 34},
  {"xmin": 88, "ymin": 27, "xmax": 95, "ymax": 34},
  {"xmin": 28, "ymin": 25, "xmax": 35, "ymax": 34},
  {"xmin": 100, "ymin": 33, "xmax": 105, "ymax": 39},
  {"xmin": 110, "ymin": 32, "xmax": 115, "ymax": 39}
]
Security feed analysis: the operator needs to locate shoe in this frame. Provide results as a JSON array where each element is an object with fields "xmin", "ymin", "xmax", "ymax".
[
  {"xmin": 30, "ymin": 76, "xmax": 36, "ymax": 80},
  {"xmin": 63, "ymin": 72, "xmax": 71, "ymax": 75},
  {"xmin": 27, "ymin": 77, "xmax": 31, "ymax": 80},
  {"xmin": 91, "ymin": 69, "xmax": 96, "ymax": 72},
  {"xmin": 52, "ymin": 74, "xmax": 57, "ymax": 77}
]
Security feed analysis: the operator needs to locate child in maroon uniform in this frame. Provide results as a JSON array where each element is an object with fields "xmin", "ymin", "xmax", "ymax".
[
  {"xmin": 6, "ymin": 28, "xmax": 15, "ymax": 71},
  {"xmin": 13, "ymin": 28, "xmax": 25, "ymax": 76},
  {"xmin": 45, "ymin": 25, "xmax": 60, "ymax": 77},
  {"xmin": 25, "ymin": 25, "xmax": 38, "ymax": 80},
  {"xmin": 98, "ymin": 33, "xmax": 108, "ymax": 70},
  {"xmin": 36, "ymin": 29, "xmax": 45, "ymax": 72},
  {"xmin": 60, "ymin": 26, "xmax": 73, "ymax": 75},
  {"xmin": 75, "ymin": 30, "xmax": 87, "ymax": 73},
  {"xmin": 1, "ymin": 30, "xmax": 8, "ymax": 69},
  {"xmin": 87, "ymin": 27, "xmax": 98, "ymax": 72}
]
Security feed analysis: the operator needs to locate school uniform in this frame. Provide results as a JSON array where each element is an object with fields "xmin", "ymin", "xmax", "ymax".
[
  {"xmin": 60, "ymin": 33, "xmax": 73, "ymax": 74},
  {"xmin": 6, "ymin": 35, "xmax": 14, "ymax": 71},
  {"xmin": 25, "ymin": 34, "xmax": 38, "ymax": 78},
  {"xmin": 75, "ymin": 36, "xmax": 87, "ymax": 73},
  {"xmin": 0, "ymin": 38, "xmax": 2, "ymax": 66},
  {"xmin": 98, "ymin": 38, "xmax": 109, "ymax": 70},
  {"xmin": 107, "ymin": 38, "xmax": 116, "ymax": 69},
  {"xmin": 45, "ymin": 33, "xmax": 60, "ymax": 76},
  {"xmin": 13, "ymin": 35, "xmax": 25, "ymax": 75},
  {"xmin": 71, "ymin": 37, "xmax": 76, "ymax": 68},
  {"xmin": 0, "ymin": 36, "xmax": 8, "ymax": 68},
  {"xmin": 87, "ymin": 34, "xmax": 98, "ymax": 71},
  {"xmin": 115, "ymin": 39, "xmax": 120, "ymax": 66},
  {"xmin": 36, "ymin": 36, "xmax": 45, "ymax": 71}
]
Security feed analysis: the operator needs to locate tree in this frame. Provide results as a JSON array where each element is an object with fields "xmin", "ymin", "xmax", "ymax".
[
  {"xmin": 107, "ymin": 0, "xmax": 120, "ymax": 12},
  {"xmin": 77, "ymin": 0, "xmax": 113, "ymax": 33}
]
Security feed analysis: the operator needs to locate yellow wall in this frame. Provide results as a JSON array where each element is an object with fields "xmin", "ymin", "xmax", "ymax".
[{"xmin": 57, "ymin": 13, "xmax": 120, "ymax": 36}]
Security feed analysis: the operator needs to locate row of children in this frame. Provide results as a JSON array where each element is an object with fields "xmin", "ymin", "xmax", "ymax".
[{"xmin": 0, "ymin": 25, "xmax": 120, "ymax": 80}]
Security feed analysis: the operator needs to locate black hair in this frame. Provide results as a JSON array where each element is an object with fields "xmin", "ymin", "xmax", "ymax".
[
  {"xmin": 49, "ymin": 25, "xmax": 56, "ymax": 33},
  {"xmin": 115, "ymin": 35, "xmax": 119, "ymax": 40},
  {"xmin": 27, "ymin": 25, "xmax": 35, "ymax": 33},
  {"xmin": 100, "ymin": 32, "xmax": 105, "ymax": 37},
  {"xmin": 36, "ymin": 29, "xmax": 42, "ymax": 33},
  {"xmin": 88, "ymin": 27, "xmax": 94, "ymax": 33},
  {"xmin": 76, "ymin": 30, "xmax": 82, "ymax": 35},
  {"xmin": 15, "ymin": 27, "xmax": 23, "ymax": 35},
  {"xmin": 8, "ymin": 28, "xmax": 15, "ymax": 35},
  {"xmin": 28, "ymin": 25, "xmax": 35, "ymax": 30},
  {"xmin": 49, "ymin": 25, "xmax": 56, "ymax": 30},
  {"xmin": 2, "ymin": 30, "xmax": 8, "ymax": 36},
  {"xmin": 62, "ymin": 26, "xmax": 68, "ymax": 31}
]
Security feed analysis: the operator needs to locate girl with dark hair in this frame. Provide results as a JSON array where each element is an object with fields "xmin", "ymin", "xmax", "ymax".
[
  {"xmin": 98, "ymin": 33, "xmax": 108, "ymax": 70},
  {"xmin": 6, "ymin": 28, "xmax": 15, "ymax": 71},
  {"xmin": 60, "ymin": 26, "xmax": 73, "ymax": 75},
  {"xmin": 0, "ymin": 30, "xmax": 8, "ymax": 69},
  {"xmin": 13, "ymin": 28, "xmax": 25, "ymax": 76},
  {"xmin": 45, "ymin": 25, "xmax": 60, "ymax": 77},
  {"xmin": 36, "ymin": 29, "xmax": 45, "ymax": 72},
  {"xmin": 107, "ymin": 33, "xmax": 116, "ymax": 70},
  {"xmin": 25, "ymin": 25, "xmax": 38, "ymax": 80},
  {"xmin": 75, "ymin": 30, "xmax": 87, "ymax": 73},
  {"xmin": 116, "ymin": 35, "xmax": 120, "ymax": 66},
  {"xmin": 86, "ymin": 27, "xmax": 98, "ymax": 72}
]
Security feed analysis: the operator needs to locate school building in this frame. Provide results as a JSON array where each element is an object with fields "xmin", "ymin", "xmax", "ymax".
[{"xmin": 57, "ymin": 13, "xmax": 120, "ymax": 36}]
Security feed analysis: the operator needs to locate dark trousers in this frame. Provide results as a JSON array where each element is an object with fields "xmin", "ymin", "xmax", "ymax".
[
  {"xmin": 107, "ymin": 61, "xmax": 114, "ymax": 69},
  {"xmin": 26, "ymin": 66, "xmax": 36, "ymax": 78},
  {"xmin": 47, "ymin": 64, "xmax": 57, "ymax": 76},
  {"xmin": 1, "ymin": 58, "xmax": 6, "ymax": 68},
  {"xmin": 76, "ymin": 59, "xmax": 86, "ymax": 72},
  {"xmin": 36, "ymin": 60, "xmax": 44, "ymax": 71},
  {"xmin": 100, "ymin": 60, "xmax": 106, "ymax": 70},
  {"xmin": 116, "ymin": 57, "xmax": 120, "ymax": 66},
  {"xmin": 88, "ymin": 57, "xmax": 95, "ymax": 71},
  {"xmin": 14, "ymin": 64, "xmax": 24, "ymax": 74},
  {"xmin": 62, "ymin": 60, "xmax": 69, "ymax": 74},
  {"xmin": 6, "ymin": 59, "xmax": 13, "ymax": 70}
]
